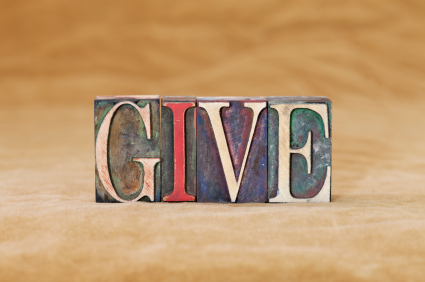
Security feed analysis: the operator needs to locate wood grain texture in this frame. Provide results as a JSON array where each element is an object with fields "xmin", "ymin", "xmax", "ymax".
[
  {"xmin": 95, "ymin": 96, "xmax": 161, "ymax": 202},
  {"xmin": 1, "ymin": 0, "xmax": 425, "ymax": 281},
  {"xmin": 197, "ymin": 97, "xmax": 268, "ymax": 203},
  {"xmin": 161, "ymin": 96, "xmax": 196, "ymax": 202}
]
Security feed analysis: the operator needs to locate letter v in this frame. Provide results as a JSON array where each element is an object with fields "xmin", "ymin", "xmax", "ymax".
[{"xmin": 199, "ymin": 102, "xmax": 266, "ymax": 202}]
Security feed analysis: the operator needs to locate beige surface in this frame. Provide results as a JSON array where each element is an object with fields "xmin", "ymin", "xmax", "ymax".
[{"xmin": 1, "ymin": 0, "xmax": 425, "ymax": 281}]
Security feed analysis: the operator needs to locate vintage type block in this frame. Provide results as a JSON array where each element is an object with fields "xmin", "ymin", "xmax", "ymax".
[
  {"xmin": 197, "ymin": 97, "xmax": 268, "ymax": 203},
  {"xmin": 95, "ymin": 96, "xmax": 161, "ymax": 203},
  {"xmin": 268, "ymin": 97, "xmax": 332, "ymax": 203},
  {"xmin": 161, "ymin": 96, "xmax": 196, "ymax": 202}
]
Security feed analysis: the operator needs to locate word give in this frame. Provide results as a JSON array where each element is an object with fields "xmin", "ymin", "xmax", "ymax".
[{"xmin": 95, "ymin": 96, "xmax": 331, "ymax": 203}]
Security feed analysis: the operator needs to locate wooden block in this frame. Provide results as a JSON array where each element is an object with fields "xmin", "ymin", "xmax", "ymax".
[
  {"xmin": 95, "ymin": 96, "xmax": 161, "ymax": 203},
  {"xmin": 197, "ymin": 97, "xmax": 268, "ymax": 203},
  {"xmin": 267, "ymin": 96, "xmax": 332, "ymax": 203},
  {"xmin": 161, "ymin": 96, "xmax": 196, "ymax": 202}
]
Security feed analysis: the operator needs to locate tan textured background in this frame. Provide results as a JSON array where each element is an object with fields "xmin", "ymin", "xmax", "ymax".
[{"xmin": 0, "ymin": 0, "xmax": 424, "ymax": 281}]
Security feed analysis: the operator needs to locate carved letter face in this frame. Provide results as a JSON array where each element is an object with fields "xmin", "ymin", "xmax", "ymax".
[
  {"xmin": 268, "ymin": 97, "xmax": 332, "ymax": 203},
  {"xmin": 94, "ymin": 96, "xmax": 161, "ymax": 203},
  {"xmin": 161, "ymin": 97, "xmax": 196, "ymax": 202},
  {"xmin": 197, "ymin": 97, "xmax": 268, "ymax": 203}
]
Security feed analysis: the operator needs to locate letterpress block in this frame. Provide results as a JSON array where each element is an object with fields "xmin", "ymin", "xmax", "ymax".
[
  {"xmin": 197, "ymin": 97, "xmax": 268, "ymax": 203},
  {"xmin": 95, "ymin": 96, "xmax": 161, "ymax": 203},
  {"xmin": 161, "ymin": 96, "xmax": 196, "ymax": 202},
  {"xmin": 268, "ymin": 96, "xmax": 332, "ymax": 203}
]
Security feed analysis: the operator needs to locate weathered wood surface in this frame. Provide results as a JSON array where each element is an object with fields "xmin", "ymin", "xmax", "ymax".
[
  {"xmin": 95, "ymin": 96, "xmax": 161, "ymax": 203},
  {"xmin": 268, "ymin": 96, "xmax": 332, "ymax": 203},
  {"xmin": 161, "ymin": 96, "xmax": 196, "ymax": 202},
  {"xmin": 94, "ymin": 95, "xmax": 331, "ymax": 204},
  {"xmin": 197, "ymin": 97, "xmax": 268, "ymax": 203}
]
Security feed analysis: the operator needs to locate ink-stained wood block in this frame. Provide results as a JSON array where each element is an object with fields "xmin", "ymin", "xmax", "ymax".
[
  {"xmin": 95, "ymin": 96, "xmax": 161, "ymax": 203},
  {"xmin": 197, "ymin": 97, "xmax": 268, "ymax": 203},
  {"xmin": 161, "ymin": 96, "xmax": 196, "ymax": 202},
  {"xmin": 267, "ymin": 96, "xmax": 332, "ymax": 203}
]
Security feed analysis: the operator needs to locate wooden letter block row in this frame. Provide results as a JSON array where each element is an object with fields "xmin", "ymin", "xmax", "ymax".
[{"xmin": 95, "ymin": 96, "xmax": 332, "ymax": 203}]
